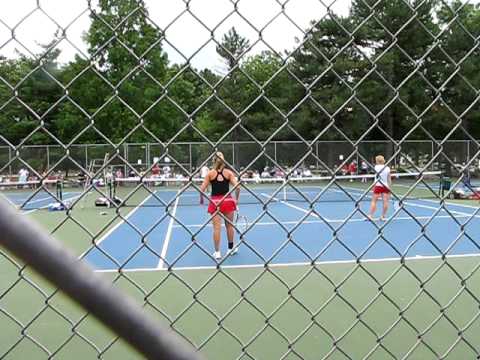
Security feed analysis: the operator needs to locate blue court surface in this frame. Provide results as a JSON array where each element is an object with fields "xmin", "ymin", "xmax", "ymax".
[
  {"xmin": 81, "ymin": 185, "xmax": 480, "ymax": 272},
  {"xmin": 0, "ymin": 187, "xmax": 82, "ymax": 211}
]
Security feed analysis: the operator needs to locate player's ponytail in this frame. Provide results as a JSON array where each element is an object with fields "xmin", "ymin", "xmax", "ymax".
[{"xmin": 213, "ymin": 152, "xmax": 225, "ymax": 171}]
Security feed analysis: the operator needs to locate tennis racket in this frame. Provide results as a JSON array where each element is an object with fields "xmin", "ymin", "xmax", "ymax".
[
  {"xmin": 392, "ymin": 197, "xmax": 400, "ymax": 211},
  {"xmin": 234, "ymin": 211, "xmax": 249, "ymax": 235}
]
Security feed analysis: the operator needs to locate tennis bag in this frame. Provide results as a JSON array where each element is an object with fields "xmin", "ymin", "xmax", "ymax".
[
  {"xmin": 48, "ymin": 201, "xmax": 72, "ymax": 211},
  {"xmin": 95, "ymin": 196, "xmax": 122, "ymax": 207}
]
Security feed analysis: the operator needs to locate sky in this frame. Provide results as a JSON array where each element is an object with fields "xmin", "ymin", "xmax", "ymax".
[{"xmin": 0, "ymin": 0, "xmax": 351, "ymax": 71}]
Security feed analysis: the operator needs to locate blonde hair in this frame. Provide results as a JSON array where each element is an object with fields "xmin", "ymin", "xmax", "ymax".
[
  {"xmin": 375, "ymin": 155, "xmax": 385, "ymax": 165},
  {"xmin": 213, "ymin": 152, "xmax": 225, "ymax": 171}
]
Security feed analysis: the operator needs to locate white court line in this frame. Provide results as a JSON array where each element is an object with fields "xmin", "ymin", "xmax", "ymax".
[
  {"xmin": 22, "ymin": 193, "xmax": 83, "ymax": 215},
  {"xmin": 417, "ymin": 197, "xmax": 480, "ymax": 211},
  {"xmin": 260, "ymin": 192, "xmax": 332, "ymax": 222},
  {"xmin": 340, "ymin": 185, "xmax": 478, "ymax": 218},
  {"xmin": 402, "ymin": 200, "xmax": 472, "ymax": 217},
  {"xmin": 0, "ymin": 192, "xmax": 17, "ymax": 207},
  {"xmin": 78, "ymin": 191, "xmax": 156, "ymax": 260},
  {"xmin": 171, "ymin": 214, "xmax": 471, "ymax": 229},
  {"xmin": 24, "ymin": 191, "xmax": 82, "ymax": 205},
  {"xmin": 12, "ymin": 188, "xmax": 77, "ymax": 205},
  {"xmin": 158, "ymin": 196, "xmax": 180, "ymax": 269},
  {"xmin": 94, "ymin": 252, "xmax": 480, "ymax": 273}
]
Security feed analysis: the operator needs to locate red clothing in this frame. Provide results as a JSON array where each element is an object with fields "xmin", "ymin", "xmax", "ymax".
[
  {"xmin": 373, "ymin": 186, "xmax": 390, "ymax": 194},
  {"xmin": 348, "ymin": 162, "xmax": 357, "ymax": 174},
  {"xmin": 207, "ymin": 195, "xmax": 237, "ymax": 214},
  {"xmin": 152, "ymin": 165, "xmax": 160, "ymax": 176}
]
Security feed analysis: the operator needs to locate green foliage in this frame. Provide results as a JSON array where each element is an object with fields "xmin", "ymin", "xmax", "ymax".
[{"xmin": 216, "ymin": 27, "xmax": 251, "ymax": 71}]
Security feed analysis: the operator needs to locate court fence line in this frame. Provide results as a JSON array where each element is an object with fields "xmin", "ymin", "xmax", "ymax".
[{"xmin": 1, "ymin": 139, "xmax": 478, "ymax": 177}]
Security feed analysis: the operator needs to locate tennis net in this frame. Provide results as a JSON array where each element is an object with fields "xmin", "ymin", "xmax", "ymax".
[{"xmin": 109, "ymin": 171, "xmax": 443, "ymax": 208}]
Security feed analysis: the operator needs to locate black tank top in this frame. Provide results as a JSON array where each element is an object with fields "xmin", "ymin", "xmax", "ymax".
[{"xmin": 211, "ymin": 169, "xmax": 229, "ymax": 196}]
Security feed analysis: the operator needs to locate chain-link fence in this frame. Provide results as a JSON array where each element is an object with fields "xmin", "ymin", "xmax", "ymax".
[
  {"xmin": 1, "ymin": 0, "xmax": 480, "ymax": 359},
  {"xmin": 2, "ymin": 140, "xmax": 479, "ymax": 176}
]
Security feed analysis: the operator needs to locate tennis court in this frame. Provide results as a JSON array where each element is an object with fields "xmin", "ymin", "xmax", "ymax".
[
  {"xmin": 0, "ymin": 180, "xmax": 82, "ymax": 211},
  {"xmin": 3, "ymin": 173, "xmax": 480, "ymax": 359},
  {"xmin": 72, "ymin": 174, "xmax": 480, "ymax": 273}
]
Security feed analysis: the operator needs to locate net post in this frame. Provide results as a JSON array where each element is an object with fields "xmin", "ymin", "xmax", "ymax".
[{"xmin": 56, "ymin": 179, "xmax": 63, "ymax": 201}]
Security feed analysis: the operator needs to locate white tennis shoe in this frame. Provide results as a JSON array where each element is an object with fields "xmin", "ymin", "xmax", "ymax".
[
  {"xmin": 213, "ymin": 251, "xmax": 221, "ymax": 260},
  {"xmin": 227, "ymin": 247, "xmax": 238, "ymax": 256}
]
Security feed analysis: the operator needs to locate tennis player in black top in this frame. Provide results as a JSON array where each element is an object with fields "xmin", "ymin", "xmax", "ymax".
[{"xmin": 200, "ymin": 152, "xmax": 240, "ymax": 260}]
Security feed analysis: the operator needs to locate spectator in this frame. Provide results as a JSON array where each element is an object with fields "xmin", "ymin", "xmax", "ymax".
[
  {"xmin": 348, "ymin": 160, "xmax": 357, "ymax": 182},
  {"xmin": 252, "ymin": 170, "xmax": 261, "ymax": 182},
  {"xmin": 152, "ymin": 162, "xmax": 161, "ymax": 177},
  {"xmin": 303, "ymin": 168, "xmax": 312, "ymax": 177},
  {"xmin": 200, "ymin": 164, "xmax": 209, "ymax": 179},
  {"xmin": 162, "ymin": 164, "xmax": 171, "ymax": 178},
  {"xmin": 261, "ymin": 167, "xmax": 271, "ymax": 178},
  {"xmin": 360, "ymin": 160, "xmax": 369, "ymax": 183},
  {"xmin": 18, "ymin": 168, "xmax": 28, "ymax": 185}
]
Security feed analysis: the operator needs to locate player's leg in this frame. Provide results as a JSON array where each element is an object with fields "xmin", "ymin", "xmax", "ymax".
[
  {"xmin": 212, "ymin": 213, "xmax": 222, "ymax": 259},
  {"xmin": 368, "ymin": 193, "xmax": 380, "ymax": 220},
  {"xmin": 381, "ymin": 191, "xmax": 390, "ymax": 220},
  {"xmin": 223, "ymin": 211, "xmax": 237, "ymax": 255}
]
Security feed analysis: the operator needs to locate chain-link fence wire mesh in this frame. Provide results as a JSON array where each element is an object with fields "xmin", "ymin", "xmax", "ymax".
[
  {"xmin": 2, "ymin": 140, "xmax": 478, "ymax": 176},
  {"xmin": 1, "ymin": 0, "xmax": 480, "ymax": 359},
  {"xmin": 0, "ymin": 199, "xmax": 203, "ymax": 360}
]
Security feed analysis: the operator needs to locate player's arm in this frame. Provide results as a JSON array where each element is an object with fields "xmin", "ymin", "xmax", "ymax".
[
  {"xmin": 228, "ymin": 170, "xmax": 240, "ymax": 202},
  {"xmin": 388, "ymin": 171, "xmax": 392, "ymax": 188},
  {"xmin": 199, "ymin": 172, "xmax": 211, "ymax": 205}
]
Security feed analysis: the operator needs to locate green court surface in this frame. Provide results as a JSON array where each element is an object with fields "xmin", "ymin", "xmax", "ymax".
[{"xmin": 2, "ymin": 184, "xmax": 480, "ymax": 359}]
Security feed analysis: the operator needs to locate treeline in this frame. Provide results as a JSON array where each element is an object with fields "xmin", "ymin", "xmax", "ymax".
[{"xmin": 1, "ymin": 0, "xmax": 479, "ymax": 149}]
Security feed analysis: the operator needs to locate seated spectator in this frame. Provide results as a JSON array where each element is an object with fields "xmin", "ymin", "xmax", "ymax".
[
  {"xmin": 162, "ymin": 165, "xmax": 171, "ymax": 178},
  {"xmin": 303, "ymin": 168, "xmax": 312, "ymax": 177},
  {"xmin": 152, "ymin": 163, "xmax": 161, "ymax": 177}
]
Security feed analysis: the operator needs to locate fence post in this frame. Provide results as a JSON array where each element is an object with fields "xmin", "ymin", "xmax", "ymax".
[
  {"xmin": 189, "ymin": 143, "xmax": 193, "ymax": 173},
  {"xmin": 274, "ymin": 141, "xmax": 278, "ymax": 165},
  {"xmin": 9, "ymin": 147, "xmax": 12, "ymax": 175},
  {"xmin": 147, "ymin": 143, "xmax": 150, "ymax": 166},
  {"xmin": 46, "ymin": 145, "xmax": 50, "ymax": 172},
  {"xmin": 467, "ymin": 139, "xmax": 470, "ymax": 163},
  {"xmin": 85, "ymin": 145, "xmax": 88, "ymax": 171}
]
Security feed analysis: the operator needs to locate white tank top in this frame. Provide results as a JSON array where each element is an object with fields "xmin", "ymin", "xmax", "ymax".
[{"xmin": 374, "ymin": 164, "xmax": 390, "ymax": 188}]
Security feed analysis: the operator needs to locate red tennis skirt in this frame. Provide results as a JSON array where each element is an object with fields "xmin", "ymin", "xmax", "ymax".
[
  {"xmin": 208, "ymin": 195, "xmax": 237, "ymax": 214},
  {"xmin": 373, "ymin": 186, "xmax": 391, "ymax": 194}
]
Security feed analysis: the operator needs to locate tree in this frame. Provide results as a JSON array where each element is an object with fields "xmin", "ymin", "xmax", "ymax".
[
  {"xmin": 436, "ymin": 1, "xmax": 480, "ymax": 138},
  {"xmin": 0, "ymin": 42, "xmax": 63, "ymax": 147},
  {"xmin": 349, "ymin": 0, "xmax": 440, "ymax": 153},
  {"xmin": 84, "ymin": 0, "xmax": 171, "ymax": 142},
  {"xmin": 200, "ymin": 27, "xmax": 252, "ymax": 151},
  {"xmin": 291, "ymin": 16, "xmax": 370, "ymax": 140},
  {"xmin": 216, "ymin": 27, "xmax": 251, "ymax": 72}
]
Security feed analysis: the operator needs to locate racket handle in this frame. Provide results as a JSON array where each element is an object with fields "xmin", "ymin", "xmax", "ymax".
[{"xmin": 393, "ymin": 200, "xmax": 399, "ymax": 211}]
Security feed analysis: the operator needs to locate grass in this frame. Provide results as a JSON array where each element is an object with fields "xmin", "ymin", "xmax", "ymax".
[{"xmin": 1, "ymin": 183, "xmax": 480, "ymax": 359}]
